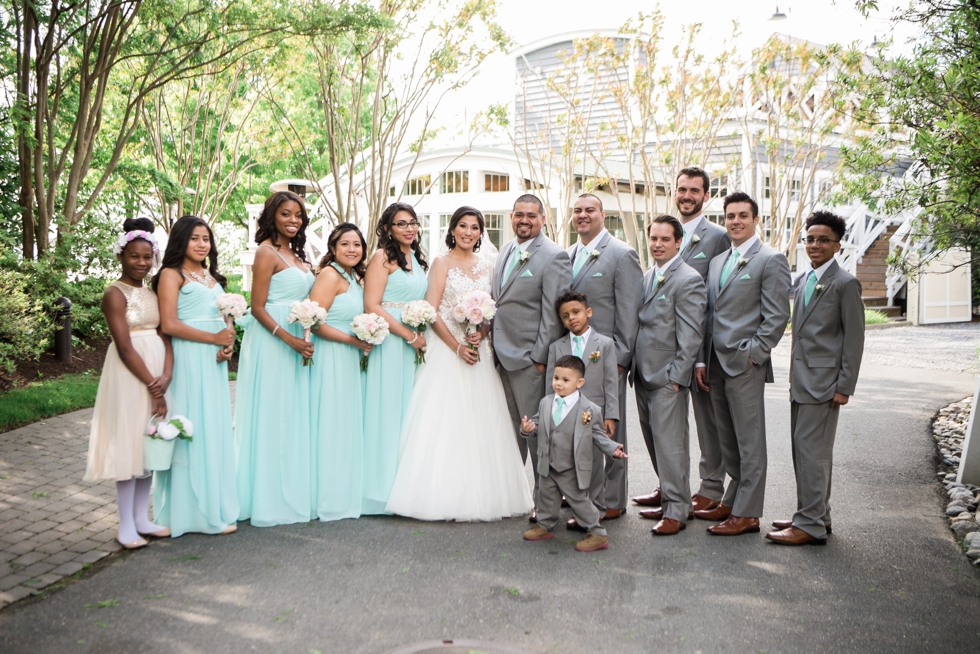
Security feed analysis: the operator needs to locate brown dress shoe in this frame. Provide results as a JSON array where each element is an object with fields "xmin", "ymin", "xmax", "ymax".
[
  {"xmin": 639, "ymin": 507, "xmax": 693, "ymax": 521},
  {"xmin": 693, "ymin": 503, "xmax": 732, "ymax": 521},
  {"xmin": 603, "ymin": 508, "xmax": 625, "ymax": 520},
  {"xmin": 575, "ymin": 533, "xmax": 609, "ymax": 552},
  {"xmin": 707, "ymin": 516, "xmax": 760, "ymax": 536},
  {"xmin": 691, "ymin": 494, "xmax": 720, "ymax": 513},
  {"xmin": 523, "ymin": 525, "xmax": 554, "ymax": 541},
  {"xmin": 651, "ymin": 518, "xmax": 687, "ymax": 536},
  {"xmin": 765, "ymin": 526, "xmax": 826, "ymax": 546},
  {"xmin": 771, "ymin": 519, "xmax": 832, "ymax": 535},
  {"xmin": 631, "ymin": 489, "xmax": 662, "ymax": 506},
  {"xmin": 566, "ymin": 517, "xmax": 589, "ymax": 532},
  {"xmin": 561, "ymin": 496, "xmax": 569, "ymax": 507},
  {"xmin": 528, "ymin": 509, "xmax": 537, "ymax": 523}
]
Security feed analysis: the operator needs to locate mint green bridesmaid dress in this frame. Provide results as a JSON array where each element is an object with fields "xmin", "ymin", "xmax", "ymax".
[
  {"xmin": 311, "ymin": 263, "xmax": 365, "ymax": 521},
  {"xmin": 235, "ymin": 249, "xmax": 315, "ymax": 526},
  {"xmin": 362, "ymin": 253, "xmax": 428, "ymax": 514},
  {"xmin": 153, "ymin": 281, "xmax": 239, "ymax": 536}
]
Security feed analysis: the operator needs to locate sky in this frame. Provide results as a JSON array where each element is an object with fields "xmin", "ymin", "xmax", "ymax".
[{"xmin": 432, "ymin": 0, "xmax": 916, "ymax": 142}]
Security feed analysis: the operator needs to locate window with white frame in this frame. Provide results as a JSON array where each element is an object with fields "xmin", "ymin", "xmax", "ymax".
[
  {"xmin": 790, "ymin": 178, "xmax": 801, "ymax": 202},
  {"xmin": 404, "ymin": 175, "xmax": 431, "ymax": 196},
  {"xmin": 484, "ymin": 173, "xmax": 509, "ymax": 193},
  {"xmin": 763, "ymin": 176, "xmax": 771, "ymax": 199},
  {"xmin": 709, "ymin": 174, "xmax": 729, "ymax": 198},
  {"xmin": 441, "ymin": 171, "xmax": 469, "ymax": 194},
  {"xmin": 818, "ymin": 179, "xmax": 833, "ymax": 196},
  {"xmin": 484, "ymin": 213, "xmax": 504, "ymax": 249}
]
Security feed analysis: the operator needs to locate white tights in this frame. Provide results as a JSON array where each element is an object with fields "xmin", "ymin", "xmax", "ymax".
[{"xmin": 115, "ymin": 476, "xmax": 163, "ymax": 543}]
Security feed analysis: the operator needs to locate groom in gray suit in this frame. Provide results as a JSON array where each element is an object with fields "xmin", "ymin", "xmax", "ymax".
[
  {"xmin": 566, "ymin": 193, "xmax": 643, "ymax": 518},
  {"xmin": 632, "ymin": 215, "xmax": 706, "ymax": 535},
  {"xmin": 694, "ymin": 191, "xmax": 791, "ymax": 536},
  {"xmin": 492, "ymin": 194, "xmax": 572, "ymax": 518},
  {"xmin": 767, "ymin": 211, "xmax": 864, "ymax": 546}
]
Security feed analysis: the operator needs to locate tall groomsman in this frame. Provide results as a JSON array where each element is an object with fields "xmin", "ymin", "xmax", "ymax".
[
  {"xmin": 694, "ymin": 191, "xmax": 790, "ymax": 536},
  {"xmin": 767, "ymin": 211, "xmax": 864, "ymax": 546},
  {"xmin": 632, "ymin": 167, "xmax": 731, "ymax": 514},
  {"xmin": 632, "ymin": 215, "xmax": 706, "ymax": 535},
  {"xmin": 492, "ymin": 194, "xmax": 572, "ymax": 520},
  {"xmin": 566, "ymin": 193, "xmax": 643, "ymax": 519}
]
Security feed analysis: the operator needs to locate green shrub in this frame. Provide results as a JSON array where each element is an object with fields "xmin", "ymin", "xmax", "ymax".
[
  {"xmin": 0, "ymin": 371, "xmax": 100, "ymax": 432},
  {"xmin": 865, "ymin": 309, "xmax": 890, "ymax": 325},
  {"xmin": 0, "ymin": 266, "xmax": 49, "ymax": 372}
]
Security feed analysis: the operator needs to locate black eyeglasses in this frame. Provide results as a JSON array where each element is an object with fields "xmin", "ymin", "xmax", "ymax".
[
  {"xmin": 803, "ymin": 236, "xmax": 840, "ymax": 245},
  {"xmin": 393, "ymin": 220, "xmax": 421, "ymax": 230}
]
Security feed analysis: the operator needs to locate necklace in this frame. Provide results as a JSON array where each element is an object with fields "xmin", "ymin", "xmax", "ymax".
[{"xmin": 186, "ymin": 267, "xmax": 214, "ymax": 286}]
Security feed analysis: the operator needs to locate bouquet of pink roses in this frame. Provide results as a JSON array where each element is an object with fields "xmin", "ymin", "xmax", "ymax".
[
  {"xmin": 401, "ymin": 300, "xmax": 437, "ymax": 365},
  {"xmin": 287, "ymin": 299, "xmax": 328, "ymax": 366},
  {"xmin": 215, "ymin": 293, "xmax": 248, "ymax": 330},
  {"xmin": 351, "ymin": 313, "xmax": 390, "ymax": 372},
  {"xmin": 451, "ymin": 290, "xmax": 496, "ymax": 357}
]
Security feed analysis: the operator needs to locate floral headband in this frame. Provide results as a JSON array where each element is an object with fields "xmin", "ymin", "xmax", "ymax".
[{"xmin": 114, "ymin": 230, "xmax": 159, "ymax": 256}]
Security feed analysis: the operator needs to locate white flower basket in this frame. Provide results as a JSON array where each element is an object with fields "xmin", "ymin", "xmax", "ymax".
[{"xmin": 143, "ymin": 416, "xmax": 175, "ymax": 471}]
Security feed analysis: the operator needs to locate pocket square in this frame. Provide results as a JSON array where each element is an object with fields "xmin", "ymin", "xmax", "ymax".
[
  {"xmin": 693, "ymin": 252, "xmax": 706, "ymax": 259},
  {"xmin": 656, "ymin": 294, "xmax": 667, "ymax": 300},
  {"xmin": 592, "ymin": 272, "xmax": 603, "ymax": 277},
  {"xmin": 739, "ymin": 273, "xmax": 751, "ymax": 280},
  {"xmin": 520, "ymin": 270, "xmax": 533, "ymax": 277}
]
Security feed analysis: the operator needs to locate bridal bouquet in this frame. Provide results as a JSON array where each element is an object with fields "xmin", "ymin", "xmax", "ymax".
[
  {"xmin": 452, "ymin": 290, "xmax": 496, "ymax": 356},
  {"xmin": 215, "ymin": 293, "xmax": 248, "ymax": 330},
  {"xmin": 287, "ymin": 299, "xmax": 328, "ymax": 366},
  {"xmin": 351, "ymin": 313, "xmax": 390, "ymax": 372},
  {"xmin": 401, "ymin": 300, "xmax": 437, "ymax": 365}
]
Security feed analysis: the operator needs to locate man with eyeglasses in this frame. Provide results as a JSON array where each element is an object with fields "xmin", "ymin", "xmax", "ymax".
[{"xmin": 767, "ymin": 211, "xmax": 864, "ymax": 546}]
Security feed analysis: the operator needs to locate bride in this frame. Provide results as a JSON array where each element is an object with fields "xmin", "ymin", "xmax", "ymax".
[{"xmin": 385, "ymin": 206, "xmax": 533, "ymax": 521}]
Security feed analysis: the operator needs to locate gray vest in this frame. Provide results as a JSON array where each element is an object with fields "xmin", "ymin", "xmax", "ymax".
[{"xmin": 549, "ymin": 411, "xmax": 576, "ymax": 473}]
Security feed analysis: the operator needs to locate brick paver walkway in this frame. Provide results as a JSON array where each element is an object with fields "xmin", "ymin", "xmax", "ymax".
[{"xmin": 0, "ymin": 409, "xmax": 121, "ymax": 608}]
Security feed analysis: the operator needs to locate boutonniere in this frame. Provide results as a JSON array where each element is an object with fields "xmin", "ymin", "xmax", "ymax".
[
  {"xmin": 656, "ymin": 273, "xmax": 665, "ymax": 286},
  {"xmin": 736, "ymin": 256, "xmax": 749, "ymax": 270},
  {"xmin": 691, "ymin": 234, "xmax": 701, "ymax": 245},
  {"xmin": 589, "ymin": 350, "xmax": 601, "ymax": 363},
  {"xmin": 581, "ymin": 410, "xmax": 592, "ymax": 425},
  {"xmin": 815, "ymin": 284, "xmax": 825, "ymax": 296},
  {"xmin": 588, "ymin": 250, "xmax": 600, "ymax": 261},
  {"xmin": 517, "ymin": 249, "xmax": 530, "ymax": 268}
]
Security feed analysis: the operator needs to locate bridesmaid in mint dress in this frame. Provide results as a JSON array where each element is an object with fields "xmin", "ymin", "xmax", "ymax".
[
  {"xmin": 153, "ymin": 216, "xmax": 239, "ymax": 536},
  {"xmin": 309, "ymin": 223, "xmax": 373, "ymax": 521},
  {"xmin": 362, "ymin": 202, "xmax": 429, "ymax": 514},
  {"xmin": 235, "ymin": 191, "xmax": 316, "ymax": 526}
]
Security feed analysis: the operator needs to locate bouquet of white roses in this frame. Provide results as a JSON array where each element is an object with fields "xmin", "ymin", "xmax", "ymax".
[
  {"xmin": 351, "ymin": 313, "xmax": 390, "ymax": 372},
  {"xmin": 215, "ymin": 293, "xmax": 248, "ymax": 330},
  {"xmin": 401, "ymin": 300, "xmax": 437, "ymax": 365},
  {"xmin": 287, "ymin": 299, "xmax": 328, "ymax": 366},
  {"xmin": 451, "ymin": 290, "xmax": 496, "ymax": 357}
]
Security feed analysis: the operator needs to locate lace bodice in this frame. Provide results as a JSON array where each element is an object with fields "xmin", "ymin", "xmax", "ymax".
[{"xmin": 439, "ymin": 259, "xmax": 494, "ymax": 355}]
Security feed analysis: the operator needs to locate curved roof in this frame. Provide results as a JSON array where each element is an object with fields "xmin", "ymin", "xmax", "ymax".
[{"xmin": 511, "ymin": 29, "xmax": 632, "ymax": 59}]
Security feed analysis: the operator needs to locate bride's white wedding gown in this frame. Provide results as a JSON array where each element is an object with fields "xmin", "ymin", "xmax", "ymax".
[{"xmin": 385, "ymin": 261, "xmax": 534, "ymax": 521}]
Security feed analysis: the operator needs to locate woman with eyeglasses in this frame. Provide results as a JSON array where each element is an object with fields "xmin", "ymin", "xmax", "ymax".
[{"xmin": 362, "ymin": 202, "xmax": 430, "ymax": 514}]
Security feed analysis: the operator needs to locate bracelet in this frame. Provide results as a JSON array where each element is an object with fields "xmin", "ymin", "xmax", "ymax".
[
  {"xmin": 272, "ymin": 325, "xmax": 280, "ymax": 337},
  {"xmin": 408, "ymin": 332, "xmax": 418, "ymax": 345},
  {"xmin": 456, "ymin": 343, "xmax": 462, "ymax": 357}
]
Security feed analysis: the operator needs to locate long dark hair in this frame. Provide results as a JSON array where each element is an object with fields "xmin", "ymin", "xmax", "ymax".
[
  {"xmin": 444, "ymin": 206, "xmax": 485, "ymax": 252},
  {"xmin": 318, "ymin": 222, "xmax": 368, "ymax": 281},
  {"xmin": 255, "ymin": 191, "xmax": 309, "ymax": 263},
  {"xmin": 152, "ymin": 215, "xmax": 226, "ymax": 291},
  {"xmin": 376, "ymin": 202, "xmax": 428, "ymax": 273}
]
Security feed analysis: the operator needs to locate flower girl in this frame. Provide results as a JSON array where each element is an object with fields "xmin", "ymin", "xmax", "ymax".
[
  {"xmin": 235, "ymin": 192, "xmax": 316, "ymax": 526},
  {"xmin": 152, "ymin": 215, "xmax": 240, "ymax": 536},
  {"xmin": 84, "ymin": 218, "xmax": 174, "ymax": 549}
]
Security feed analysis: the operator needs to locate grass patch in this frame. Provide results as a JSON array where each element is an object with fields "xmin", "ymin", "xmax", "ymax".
[
  {"xmin": 228, "ymin": 371, "xmax": 237, "ymax": 381},
  {"xmin": 0, "ymin": 371, "xmax": 100, "ymax": 433},
  {"xmin": 865, "ymin": 309, "xmax": 891, "ymax": 325}
]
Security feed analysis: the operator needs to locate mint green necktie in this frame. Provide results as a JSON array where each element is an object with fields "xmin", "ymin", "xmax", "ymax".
[
  {"xmin": 719, "ymin": 247, "xmax": 740, "ymax": 288},
  {"xmin": 680, "ymin": 231, "xmax": 690, "ymax": 254},
  {"xmin": 572, "ymin": 335, "xmax": 584, "ymax": 358},
  {"xmin": 804, "ymin": 270, "xmax": 817, "ymax": 306},
  {"xmin": 552, "ymin": 396, "xmax": 565, "ymax": 426},
  {"xmin": 502, "ymin": 246, "xmax": 520, "ymax": 285},
  {"xmin": 573, "ymin": 246, "xmax": 588, "ymax": 278}
]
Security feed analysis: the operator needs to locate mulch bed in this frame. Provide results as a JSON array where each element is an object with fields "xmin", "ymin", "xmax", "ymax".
[{"xmin": 0, "ymin": 336, "xmax": 110, "ymax": 392}]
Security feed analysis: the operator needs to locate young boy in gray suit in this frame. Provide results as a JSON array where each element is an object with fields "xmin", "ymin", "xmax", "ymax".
[
  {"xmin": 521, "ymin": 355, "xmax": 627, "ymax": 552},
  {"xmin": 545, "ymin": 292, "xmax": 619, "ymax": 530}
]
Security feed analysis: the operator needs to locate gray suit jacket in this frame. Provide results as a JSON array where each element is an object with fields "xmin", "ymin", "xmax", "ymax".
[
  {"xmin": 522, "ymin": 394, "xmax": 621, "ymax": 490},
  {"xmin": 545, "ymin": 330, "xmax": 619, "ymax": 420},
  {"xmin": 492, "ymin": 233, "xmax": 572, "ymax": 371},
  {"xmin": 790, "ymin": 260, "xmax": 865, "ymax": 403},
  {"xmin": 632, "ymin": 257, "xmax": 707, "ymax": 390},
  {"xmin": 699, "ymin": 239, "xmax": 791, "ymax": 382},
  {"xmin": 682, "ymin": 218, "xmax": 731, "ymax": 280},
  {"xmin": 567, "ymin": 232, "xmax": 644, "ymax": 367}
]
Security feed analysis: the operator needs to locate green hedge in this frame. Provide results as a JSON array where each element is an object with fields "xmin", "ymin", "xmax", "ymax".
[{"xmin": 0, "ymin": 371, "xmax": 100, "ymax": 432}]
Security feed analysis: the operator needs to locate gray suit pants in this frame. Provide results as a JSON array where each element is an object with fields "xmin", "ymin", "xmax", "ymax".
[
  {"xmin": 601, "ymin": 370, "xmax": 630, "ymax": 510},
  {"xmin": 636, "ymin": 383, "xmax": 692, "ymax": 522},
  {"xmin": 790, "ymin": 400, "xmax": 838, "ymax": 539},
  {"xmin": 692, "ymin": 386, "xmax": 726, "ymax": 501},
  {"xmin": 709, "ymin": 353, "xmax": 768, "ymax": 517},
  {"xmin": 537, "ymin": 467, "xmax": 606, "ymax": 536},
  {"xmin": 498, "ymin": 364, "xmax": 546, "ymax": 504}
]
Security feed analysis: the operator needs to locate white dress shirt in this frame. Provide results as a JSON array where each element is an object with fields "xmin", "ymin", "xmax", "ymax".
[
  {"xmin": 503, "ymin": 239, "xmax": 532, "ymax": 274},
  {"xmin": 798, "ymin": 257, "xmax": 835, "ymax": 284},
  {"xmin": 681, "ymin": 215, "xmax": 704, "ymax": 251},
  {"xmin": 569, "ymin": 328, "xmax": 592, "ymax": 358},
  {"xmin": 730, "ymin": 234, "xmax": 759, "ymax": 258},
  {"xmin": 574, "ymin": 228, "xmax": 609, "ymax": 264},
  {"xmin": 552, "ymin": 390, "xmax": 580, "ymax": 424},
  {"xmin": 652, "ymin": 253, "xmax": 682, "ymax": 279}
]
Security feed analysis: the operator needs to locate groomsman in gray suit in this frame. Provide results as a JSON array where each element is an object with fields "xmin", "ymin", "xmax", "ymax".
[
  {"xmin": 492, "ymin": 194, "xmax": 572, "ymax": 519},
  {"xmin": 694, "ymin": 191, "xmax": 791, "ymax": 536},
  {"xmin": 632, "ymin": 215, "xmax": 707, "ymax": 535},
  {"xmin": 632, "ymin": 167, "xmax": 730, "ymax": 514},
  {"xmin": 566, "ymin": 193, "xmax": 643, "ymax": 519},
  {"xmin": 767, "ymin": 211, "xmax": 864, "ymax": 546}
]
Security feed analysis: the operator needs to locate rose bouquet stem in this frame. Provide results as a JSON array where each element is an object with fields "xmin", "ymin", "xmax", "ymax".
[
  {"xmin": 360, "ymin": 352, "xmax": 370, "ymax": 372},
  {"xmin": 415, "ymin": 325, "xmax": 427, "ymax": 365},
  {"xmin": 303, "ymin": 328, "xmax": 313, "ymax": 367}
]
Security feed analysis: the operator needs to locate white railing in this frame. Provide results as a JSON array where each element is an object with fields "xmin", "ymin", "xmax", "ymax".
[{"xmin": 885, "ymin": 207, "xmax": 922, "ymax": 306}]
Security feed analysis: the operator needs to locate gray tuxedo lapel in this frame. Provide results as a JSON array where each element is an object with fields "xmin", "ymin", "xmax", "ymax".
[
  {"xmin": 494, "ymin": 241, "xmax": 515, "ymax": 297},
  {"xmin": 717, "ymin": 239, "xmax": 763, "ymax": 300},
  {"xmin": 571, "ymin": 232, "xmax": 610, "ymax": 286},
  {"xmin": 795, "ymin": 261, "xmax": 839, "ymax": 330},
  {"xmin": 582, "ymin": 331, "xmax": 602, "ymax": 370},
  {"xmin": 682, "ymin": 221, "xmax": 709, "ymax": 259},
  {"xmin": 501, "ymin": 236, "xmax": 541, "ymax": 296}
]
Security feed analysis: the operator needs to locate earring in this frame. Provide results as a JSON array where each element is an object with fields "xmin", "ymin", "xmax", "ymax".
[
  {"xmin": 449, "ymin": 234, "xmax": 456, "ymax": 247},
  {"xmin": 474, "ymin": 236, "xmax": 482, "ymax": 252}
]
